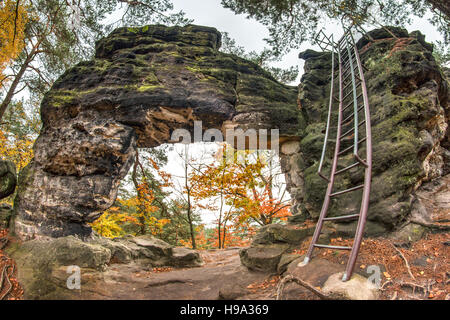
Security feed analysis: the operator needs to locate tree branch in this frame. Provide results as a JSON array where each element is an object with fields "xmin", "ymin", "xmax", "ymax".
[{"xmin": 276, "ymin": 274, "xmax": 332, "ymax": 300}]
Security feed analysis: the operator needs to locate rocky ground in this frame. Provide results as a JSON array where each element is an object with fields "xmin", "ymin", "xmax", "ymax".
[
  {"xmin": 0, "ymin": 226, "xmax": 448, "ymax": 300},
  {"xmin": 0, "ymin": 234, "xmax": 274, "ymax": 300}
]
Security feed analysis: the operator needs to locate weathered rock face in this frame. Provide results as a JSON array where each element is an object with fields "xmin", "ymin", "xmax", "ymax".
[
  {"xmin": 0, "ymin": 160, "xmax": 16, "ymax": 200},
  {"xmin": 278, "ymin": 257, "xmax": 380, "ymax": 300},
  {"xmin": 12, "ymin": 24, "xmax": 299, "ymax": 240},
  {"xmin": 282, "ymin": 27, "xmax": 449, "ymax": 236}
]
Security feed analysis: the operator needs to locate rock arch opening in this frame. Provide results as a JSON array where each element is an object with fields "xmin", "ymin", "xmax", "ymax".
[{"xmin": 12, "ymin": 25, "xmax": 301, "ymax": 240}]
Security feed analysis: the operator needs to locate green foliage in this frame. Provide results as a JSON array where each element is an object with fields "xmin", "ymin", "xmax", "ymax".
[
  {"xmin": 433, "ymin": 40, "xmax": 450, "ymax": 67},
  {"xmin": 220, "ymin": 0, "xmax": 449, "ymax": 56},
  {"xmin": 220, "ymin": 31, "xmax": 298, "ymax": 84}
]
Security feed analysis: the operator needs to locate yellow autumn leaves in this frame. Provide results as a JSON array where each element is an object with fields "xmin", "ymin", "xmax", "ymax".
[{"xmin": 0, "ymin": 0, "xmax": 28, "ymax": 84}]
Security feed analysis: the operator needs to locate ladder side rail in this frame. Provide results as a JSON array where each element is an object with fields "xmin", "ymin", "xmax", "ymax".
[
  {"xmin": 302, "ymin": 44, "xmax": 345, "ymax": 266},
  {"xmin": 342, "ymin": 36, "xmax": 373, "ymax": 282},
  {"xmin": 343, "ymin": 33, "xmax": 360, "ymax": 156},
  {"xmin": 317, "ymin": 35, "xmax": 336, "ymax": 182}
]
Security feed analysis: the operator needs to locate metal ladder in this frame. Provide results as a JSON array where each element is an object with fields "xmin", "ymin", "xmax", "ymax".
[{"xmin": 300, "ymin": 28, "xmax": 373, "ymax": 282}]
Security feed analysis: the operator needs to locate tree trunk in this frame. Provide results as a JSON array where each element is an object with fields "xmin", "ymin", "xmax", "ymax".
[
  {"xmin": 0, "ymin": 51, "xmax": 33, "ymax": 121},
  {"xmin": 186, "ymin": 191, "xmax": 196, "ymax": 249},
  {"xmin": 185, "ymin": 145, "xmax": 196, "ymax": 249},
  {"xmin": 222, "ymin": 222, "xmax": 227, "ymax": 248},
  {"xmin": 131, "ymin": 151, "xmax": 146, "ymax": 235}
]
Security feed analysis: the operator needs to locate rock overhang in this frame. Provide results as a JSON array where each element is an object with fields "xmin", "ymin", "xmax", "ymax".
[{"xmin": 42, "ymin": 24, "xmax": 301, "ymax": 149}]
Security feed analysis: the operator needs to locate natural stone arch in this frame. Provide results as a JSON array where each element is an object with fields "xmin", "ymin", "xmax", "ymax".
[{"xmin": 12, "ymin": 25, "xmax": 301, "ymax": 240}]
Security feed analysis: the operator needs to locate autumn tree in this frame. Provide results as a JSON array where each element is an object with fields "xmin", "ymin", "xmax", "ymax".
[
  {"xmin": 0, "ymin": 100, "xmax": 38, "ymax": 170},
  {"xmin": 92, "ymin": 146, "xmax": 173, "ymax": 238},
  {"xmin": 0, "ymin": 0, "xmax": 27, "ymax": 81},
  {"xmin": 168, "ymin": 144, "xmax": 206, "ymax": 249},
  {"xmin": 190, "ymin": 144, "xmax": 291, "ymax": 248},
  {"xmin": 91, "ymin": 145, "xmax": 203, "ymax": 246}
]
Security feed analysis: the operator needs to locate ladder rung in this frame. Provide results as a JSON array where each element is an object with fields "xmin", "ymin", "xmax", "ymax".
[
  {"xmin": 342, "ymin": 86, "xmax": 356, "ymax": 101},
  {"xmin": 342, "ymin": 77, "xmax": 361, "ymax": 92},
  {"xmin": 342, "ymin": 104, "xmax": 364, "ymax": 123},
  {"xmin": 338, "ymin": 137, "xmax": 367, "ymax": 156},
  {"xmin": 330, "ymin": 184, "xmax": 364, "ymax": 197},
  {"xmin": 342, "ymin": 93, "xmax": 363, "ymax": 112},
  {"xmin": 318, "ymin": 172, "xmax": 330, "ymax": 182},
  {"xmin": 340, "ymin": 128, "xmax": 353, "ymax": 139},
  {"xmin": 335, "ymin": 162, "xmax": 360, "ymax": 175},
  {"xmin": 342, "ymin": 62, "xmax": 358, "ymax": 76},
  {"xmin": 340, "ymin": 126, "xmax": 354, "ymax": 139},
  {"xmin": 323, "ymin": 214, "xmax": 360, "ymax": 221},
  {"xmin": 342, "ymin": 70, "xmax": 352, "ymax": 83},
  {"xmin": 340, "ymin": 48, "xmax": 350, "ymax": 59},
  {"xmin": 343, "ymin": 81, "xmax": 362, "ymax": 99},
  {"xmin": 340, "ymin": 120, "xmax": 365, "ymax": 140},
  {"xmin": 342, "ymin": 67, "xmax": 361, "ymax": 83},
  {"xmin": 314, "ymin": 244, "xmax": 352, "ymax": 250},
  {"xmin": 343, "ymin": 56, "xmax": 357, "ymax": 70}
]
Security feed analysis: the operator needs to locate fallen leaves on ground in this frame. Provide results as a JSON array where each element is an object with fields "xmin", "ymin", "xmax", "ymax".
[
  {"xmin": 246, "ymin": 276, "xmax": 280, "ymax": 294},
  {"xmin": 0, "ymin": 229, "xmax": 23, "ymax": 300},
  {"xmin": 290, "ymin": 232, "xmax": 449, "ymax": 300}
]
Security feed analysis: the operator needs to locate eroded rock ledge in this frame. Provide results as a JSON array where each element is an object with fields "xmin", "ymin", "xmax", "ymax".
[{"xmin": 6, "ymin": 234, "xmax": 202, "ymax": 299}]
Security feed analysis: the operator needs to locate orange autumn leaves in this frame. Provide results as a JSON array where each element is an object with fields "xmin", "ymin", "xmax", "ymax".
[
  {"xmin": 0, "ymin": 126, "xmax": 34, "ymax": 172},
  {"xmin": 92, "ymin": 145, "xmax": 291, "ymax": 248},
  {"xmin": 189, "ymin": 145, "xmax": 291, "ymax": 227}
]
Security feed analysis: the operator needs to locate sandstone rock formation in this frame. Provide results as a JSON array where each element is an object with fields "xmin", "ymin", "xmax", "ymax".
[
  {"xmin": 281, "ymin": 27, "xmax": 449, "ymax": 236},
  {"xmin": 278, "ymin": 257, "xmax": 380, "ymax": 300},
  {"xmin": 12, "ymin": 24, "xmax": 299, "ymax": 240},
  {"xmin": 239, "ymin": 223, "xmax": 314, "ymax": 272},
  {"xmin": 0, "ymin": 159, "xmax": 16, "ymax": 200},
  {"xmin": 10, "ymin": 24, "xmax": 449, "ymax": 242}
]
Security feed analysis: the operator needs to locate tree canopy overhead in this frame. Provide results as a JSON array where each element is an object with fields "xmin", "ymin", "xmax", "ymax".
[{"xmin": 221, "ymin": 0, "xmax": 449, "ymax": 55}]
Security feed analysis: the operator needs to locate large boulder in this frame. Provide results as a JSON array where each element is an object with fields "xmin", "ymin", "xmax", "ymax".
[
  {"xmin": 279, "ymin": 257, "xmax": 380, "ymax": 300},
  {"xmin": 130, "ymin": 235, "xmax": 173, "ymax": 257},
  {"xmin": 0, "ymin": 160, "xmax": 16, "ymax": 200},
  {"xmin": 12, "ymin": 24, "xmax": 299, "ymax": 240},
  {"xmin": 251, "ymin": 223, "xmax": 315, "ymax": 245},
  {"xmin": 239, "ymin": 243, "xmax": 290, "ymax": 273},
  {"xmin": 322, "ymin": 272, "xmax": 379, "ymax": 300},
  {"xmin": 240, "ymin": 223, "xmax": 314, "ymax": 273}
]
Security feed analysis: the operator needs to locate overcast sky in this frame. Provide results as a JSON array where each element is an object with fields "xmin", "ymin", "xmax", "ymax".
[{"xmin": 170, "ymin": 0, "xmax": 444, "ymax": 83}]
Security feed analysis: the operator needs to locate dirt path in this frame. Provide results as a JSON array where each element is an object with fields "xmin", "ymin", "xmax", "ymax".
[{"xmin": 76, "ymin": 247, "xmax": 275, "ymax": 300}]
